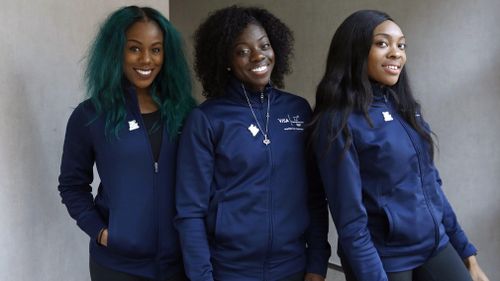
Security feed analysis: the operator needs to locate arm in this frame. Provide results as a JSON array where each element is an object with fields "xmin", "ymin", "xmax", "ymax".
[
  {"xmin": 314, "ymin": 122, "xmax": 387, "ymax": 281},
  {"xmin": 433, "ymin": 169, "xmax": 477, "ymax": 258},
  {"xmin": 434, "ymin": 170, "xmax": 489, "ymax": 281},
  {"xmin": 175, "ymin": 108, "xmax": 215, "ymax": 281},
  {"xmin": 58, "ymin": 104, "xmax": 106, "ymax": 242},
  {"xmin": 304, "ymin": 157, "xmax": 331, "ymax": 279},
  {"xmin": 464, "ymin": 255, "xmax": 490, "ymax": 281}
]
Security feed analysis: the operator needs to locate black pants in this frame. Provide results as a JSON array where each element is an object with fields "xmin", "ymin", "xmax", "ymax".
[
  {"xmin": 341, "ymin": 244, "xmax": 473, "ymax": 281},
  {"xmin": 278, "ymin": 271, "xmax": 304, "ymax": 281},
  {"xmin": 89, "ymin": 259, "xmax": 188, "ymax": 281}
]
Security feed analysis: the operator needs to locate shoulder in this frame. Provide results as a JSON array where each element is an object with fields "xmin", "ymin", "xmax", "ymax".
[
  {"xmin": 273, "ymin": 88, "xmax": 310, "ymax": 107},
  {"xmin": 197, "ymin": 96, "xmax": 227, "ymax": 111},
  {"xmin": 62, "ymin": 99, "xmax": 98, "ymax": 144},
  {"xmin": 183, "ymin": 106, "xmax": 213, "ymax": 130},
  {"xmin": 66, "ymin": 99, "xmax": 96, "ymax": 125},
  {"xmin": 272, "ymin": 88, "xmax": 312, "ymax": 121}
]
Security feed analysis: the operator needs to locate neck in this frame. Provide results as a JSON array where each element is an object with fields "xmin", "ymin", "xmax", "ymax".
[
  {"xmin": 241, "ymin": 80, "xmax": 269, "ymax": 94},
  {"xmin": 135, "ymin": 86, "xmax": 150, "ymax": 97}
]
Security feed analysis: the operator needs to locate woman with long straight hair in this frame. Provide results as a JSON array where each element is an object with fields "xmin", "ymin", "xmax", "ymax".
[
  {"xmin": 58, "ymin": 6, "xmax": 195, "ymax": 281},
  {"xmin": 309, "ymin": 9, "xmax": 489, "ymax": 281}
]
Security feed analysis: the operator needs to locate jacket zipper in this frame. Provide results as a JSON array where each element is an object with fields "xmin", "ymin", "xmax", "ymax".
[
  {"xmin": 131, "ymin": 97, "xmax": 162, "ymax": 270},
  {"xmin": 259, "ymin": 91, "xmax": 273, "ymax": 280},
  {"xmin": 383, "ymin": 95, "xmax": 440, "ymax": 249}
]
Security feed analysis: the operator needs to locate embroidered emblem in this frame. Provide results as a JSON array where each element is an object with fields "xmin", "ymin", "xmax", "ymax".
[
  {"xmin": 248, "ymin": 124, "xmax": 259, "ymax": 137},
  {"xmin": 277, "ymin": 114, "xmax": 305, "ymax": 131},
  {"xmin": 382, "ymin": 111, "xmax": 393, "ymax": 122},
  {"xmin": 128, "ymin": 120, "xmax": 140, "ymax": 131}
]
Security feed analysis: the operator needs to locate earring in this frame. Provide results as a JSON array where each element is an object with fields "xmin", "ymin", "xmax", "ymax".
[{"xmin": 226, "ymin": 67, "xmax": 231, "ymax": 71}]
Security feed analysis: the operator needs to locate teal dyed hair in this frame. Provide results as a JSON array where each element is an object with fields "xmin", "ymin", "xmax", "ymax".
[{"xmin": 85, "ymin": 6, "xmax": 195, "ymax": 139}]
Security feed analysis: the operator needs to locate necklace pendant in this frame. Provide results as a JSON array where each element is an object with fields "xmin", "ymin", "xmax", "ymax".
[{"xmin": 263, "ymin": 138, "xmax": 271, "ymax": 145}]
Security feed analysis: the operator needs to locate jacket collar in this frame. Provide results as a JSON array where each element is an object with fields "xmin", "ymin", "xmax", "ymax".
[
  {"xmin": 225, "ymin": 75, "xmax": 273, "ymax": 105},
  {"xmin": 371, "ymin": 81, "xmax": 387, "ymax": 99},
  {"xmin": 371, "ymin": 81, "xmax": 399, "ymax": 104}
]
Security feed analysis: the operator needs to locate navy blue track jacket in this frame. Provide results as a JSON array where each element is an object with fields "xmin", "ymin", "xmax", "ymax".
[
  {"xmin": 58, "ymin": 87, "xmax": 183, "ymax": 280},
  {"xmin": 313, "ymin": 84, "xmax": 477, "ymax": 281},
  {"xmin": 175, "ymin": 78, "xmax": 331, "ymax": 281}
]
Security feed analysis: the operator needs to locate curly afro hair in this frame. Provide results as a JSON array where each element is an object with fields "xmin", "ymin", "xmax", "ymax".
[{"xmin": 194, "ymin": 5, "xmax": 294, "ymax": 98}]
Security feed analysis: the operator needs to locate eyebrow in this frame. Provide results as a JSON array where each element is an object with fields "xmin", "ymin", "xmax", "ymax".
[
  {"xmin": 374, "ymin": 33, "xmax": 406, "ymax": 40},
  {"xmin": 233, "ymin": 35, "xmax": 269, "ymax": 46},
  {"xmin": 126, "ymin": 39, "xmax": 163, "ymax": 45}
]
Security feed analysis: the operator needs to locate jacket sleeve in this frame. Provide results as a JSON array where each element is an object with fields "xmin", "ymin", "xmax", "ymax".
[
  {"xmin": 304, "ymin": 153, "xmax": 331, "ymax": 277},
  {"xmin": 58, "ymin": 104, "xmax": 106, "ymax": 241},
  {"xmin": 314, "ymin": 121, "xmax": 388, "ymax": 281},
  {"xmin": 175, "ymin": 108, "xmax": 215, "ymax": 281},
  {"xmin": 434, "ymin": 169, "xmax": 477, "ymax": 259}
]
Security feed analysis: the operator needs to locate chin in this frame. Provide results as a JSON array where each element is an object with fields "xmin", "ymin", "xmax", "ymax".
[
  {"xmin": 136, "ymin": 80, "xmax": 155, "ymax": 88},
  {"xmin": 379, "ymin": 78, "xmax": 399, "ymax": 87}
]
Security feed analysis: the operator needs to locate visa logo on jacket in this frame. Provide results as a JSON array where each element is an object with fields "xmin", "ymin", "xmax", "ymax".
[{"xmin": 278, "ymin": 114, "xmax": 304, "ymax": 131}]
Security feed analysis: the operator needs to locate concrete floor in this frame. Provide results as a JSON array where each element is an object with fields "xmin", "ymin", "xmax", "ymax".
[{"xmin": 326, "ymin": 267, "xmax": 345, "ymax": 281}]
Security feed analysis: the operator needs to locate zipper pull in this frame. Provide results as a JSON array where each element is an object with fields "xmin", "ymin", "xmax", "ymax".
[
  {"xmin": 260, "ymin": 92, "xmax": 264, "ymax": 103},
  {"xmin": 383, "ymin": 93, "xmax": 388, "ymax": 103},
  {"xmin": 154, "ymin": 162, "xmax": 159, "ymax": 173}
]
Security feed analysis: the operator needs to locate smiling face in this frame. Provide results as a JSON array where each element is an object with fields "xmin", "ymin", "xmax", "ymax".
[
  {"xmin": 230, "ymin": 23, "xmax": 275, "ymax": 92},
  {"xmin": 123, "ymin": 20, "xmax": 164, "ymax": 96},
  {"xmin": 367, "ymin": 20, "xmax": 407, "ymax": 86}
]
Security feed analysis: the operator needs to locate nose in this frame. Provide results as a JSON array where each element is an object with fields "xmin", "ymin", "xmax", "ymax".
[
  {"xmin": 388, "ymin": 45, "xmax": 402, "ymax": 59},
  {"xmin": 250, "ymin": 50, "xmax": 265, "ymax": 62},
  {"xmin": 140, "ymin": 50, "xmax": 152, "ymax": 64}
]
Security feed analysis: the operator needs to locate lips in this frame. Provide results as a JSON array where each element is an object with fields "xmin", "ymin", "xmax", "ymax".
[
  {"xmin": 382, "ymin": 64, "xmax": 401, "ymax": 75},
  {"xmin": 250, "ymin": 64, "xmax": 270, "ymax": 75},
  {"xmin": 134, "ymin": 68, "xmax": 153, "ymax": 77}
]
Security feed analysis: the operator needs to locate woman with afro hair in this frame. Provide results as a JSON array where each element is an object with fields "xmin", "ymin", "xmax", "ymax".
[
  {"xmin": 58, "ymin": 6, "xmax": 195, "ymax": 281},
  {"xmin": 175, "ymin": 5, "xmax": 331, "ymax": 281}
]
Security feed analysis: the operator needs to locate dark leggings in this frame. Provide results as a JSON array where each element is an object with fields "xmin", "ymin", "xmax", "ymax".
[
  {"xmin": 278, "ymin": 271, "xmax": 305, "ymax": 281},
  {"xmin": 89, "ymin": 259, "xmax": 188, "ymax": 281},
  {"xmin": 341, "ymin": 244, "xmax": 473, "ymax": 281}
]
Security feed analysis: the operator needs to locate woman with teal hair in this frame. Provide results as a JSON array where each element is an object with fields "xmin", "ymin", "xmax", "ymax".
[{"xmin": 58, "ymin": 5, "xmax": 195, "ymax": 281}]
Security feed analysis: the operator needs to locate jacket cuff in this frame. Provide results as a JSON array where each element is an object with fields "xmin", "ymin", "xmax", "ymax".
[
  {"xmin": 77, "ymin": 211, "xmax": 107, "ymax": 241},
  {"xmin": 306, "ymin": 250, "xmax": 330, "ymax": 277},
  {"xmin": 459, "ymin": 243, "xmax": 478, "ymax": 259}
]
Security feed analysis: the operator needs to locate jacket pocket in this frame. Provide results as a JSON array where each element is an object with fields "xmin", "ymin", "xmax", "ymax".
[
  {"xmin": 214, "ymin": 201, "xmax": 224, "ymax": 244},
  {"xmin": 382, "ymin": 201, "xmax": 434, "ymax": 247},
  {"xmin": 107, "ymin": 209, "xmax": 156, "ymax": 259},
  {"xmin": 206, "ymin": 190, "xmax": 225, "ymax": 241},
  {"xmin": 382, "ymin": 206, "xmax": 395, "ymax": 242}
]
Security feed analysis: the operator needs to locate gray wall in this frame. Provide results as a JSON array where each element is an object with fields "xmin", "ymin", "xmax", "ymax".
[
  {"xmin": 170, "ymin": 0, "xmax": 500, "ymax": 280},
  {"xmin": 0, "ymin": 1, "xmax": 169, "ymax": 280}
]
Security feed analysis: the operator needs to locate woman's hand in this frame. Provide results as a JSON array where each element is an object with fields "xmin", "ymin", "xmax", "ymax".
[
  {"xmin": 304, "ymin": 273, "xmax": 325, "ymax": 281},
  {"xmin": 465, "ymin": 255, "xmax": 490, "ymax": 281},
  {"xmin": 98, "ymin": 228, "xmax": 109, "ymax": 247}
]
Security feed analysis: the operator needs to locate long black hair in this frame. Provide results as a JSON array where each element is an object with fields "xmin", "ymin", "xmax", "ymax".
[{"xmin": 309, "ymin": 10, "xmax": 434, "ymax": 159}]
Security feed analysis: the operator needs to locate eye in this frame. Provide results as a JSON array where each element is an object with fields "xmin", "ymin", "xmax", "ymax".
[
  {"xmin": 375, "ymin": 41, "xmax": 388, "ymax": 48},
  {"xmin": 398, "ymin": 43, "xmax": 407, "ymax": 50},
  {"xmin": 237, "ymin": 48, "xmax": 250, "ymax": 56},
  {"xmin": 129, "ymin": 46, "xmax": 140, "ymax": 52},
  {"xmin": 262, "ymin": 43, "xmax": 271, "ymax": 50},
  {"xmin": 152, "ymin": 47, "xmax": 162, "ymax": 54}
]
